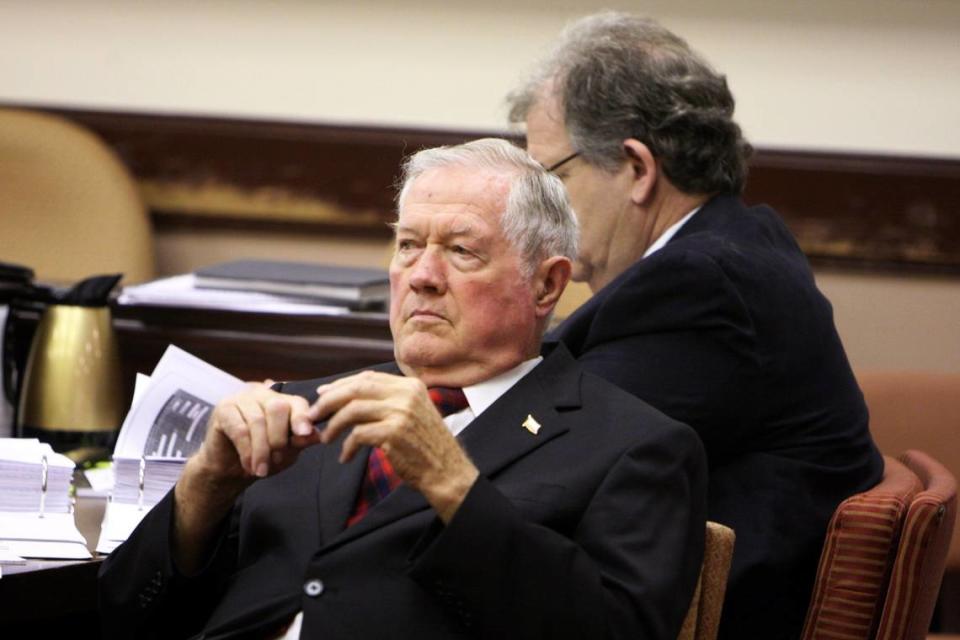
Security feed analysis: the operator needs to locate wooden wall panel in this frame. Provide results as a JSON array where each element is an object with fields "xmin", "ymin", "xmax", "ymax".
[{"xmin": 8, "ymin": 104, "xmax": 959, "ymax": 273}]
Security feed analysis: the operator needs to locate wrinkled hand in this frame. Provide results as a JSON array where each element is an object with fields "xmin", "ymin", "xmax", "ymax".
[
  {"xmin": 175, "ymin": 380, "xmax": 323, "ymax": 574},
  {"xmin": 307, "ymin": 371, "xmax": 479, "ymax": 522},
  {"xmin": 196, "ymin": 381, "xmax": 323, "ymax": 483}
]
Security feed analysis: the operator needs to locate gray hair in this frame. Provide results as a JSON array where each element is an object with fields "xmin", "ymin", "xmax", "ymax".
[
  {"xmin": 396, "ymin": 138, "xmax": 578, "ymax": 277},
  {"xmin": 507, "ymin": 11, "xmax": 752, "ymax": 195}
]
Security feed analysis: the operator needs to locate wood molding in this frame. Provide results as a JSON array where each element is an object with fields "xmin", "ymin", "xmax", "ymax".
[
  {"xmin": 744, "ymin": 148, "xmax": 960, "ymax": 274},
  {"xmin": 7, "ymin": 103, "xmax": 960, "ymax": 273},
  {"xmin": 29, "ymin": 106, "xmax": 494, "ymax": 235}
]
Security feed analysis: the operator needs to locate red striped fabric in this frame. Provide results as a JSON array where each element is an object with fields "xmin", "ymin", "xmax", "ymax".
[
  {"xmin": 801, "ymin": 456, "xmax": 922, "ymax": 640},
  {"xmin": 875, "ymin": 450, "xmax": 957, "ymax": 640}
]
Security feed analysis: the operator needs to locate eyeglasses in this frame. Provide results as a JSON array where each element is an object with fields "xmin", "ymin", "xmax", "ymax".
[{"xmin": 544, "ymin": 151, "xmax": 581, "ymax": 174}]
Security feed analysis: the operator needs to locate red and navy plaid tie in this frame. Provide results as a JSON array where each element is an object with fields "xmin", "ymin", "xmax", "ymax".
[{"xmin": 346, "ymin": 387, "xmax": 468, "ymax": 527}]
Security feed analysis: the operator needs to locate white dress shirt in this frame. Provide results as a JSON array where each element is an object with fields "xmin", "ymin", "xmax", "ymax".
[
  {"xmin": 642, "ymin": 206, "xmax": 701, "ymax": 259},
  {"xmin": 444, "ymin": 355, "xmax": 543, "ymax": 436}
]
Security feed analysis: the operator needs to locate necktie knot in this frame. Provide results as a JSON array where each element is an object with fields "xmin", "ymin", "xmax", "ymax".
[{"xmin": 428, "ymin": 387, "xmax": 469, "ymax": 417}]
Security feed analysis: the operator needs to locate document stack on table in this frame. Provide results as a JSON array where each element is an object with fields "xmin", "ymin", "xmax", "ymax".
[
  {"xmin": 97, "ymin": 345, "xmax": 244, "ymax": 554},
  {"xmin": 193, "ymin": 259, "xmax": 390, "ymax": 310},
  {"xmin": 116, "ymin": 259, "xmax": 390, "ymax": 315},
  {"xmin": 0, "ymin": 438, "xmax": 90, "ymax": 560}
]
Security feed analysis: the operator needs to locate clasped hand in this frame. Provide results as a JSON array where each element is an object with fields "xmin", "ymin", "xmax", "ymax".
[{"xmin": 196, "ymin": 371, "xmax": 478, "ymax": 520}]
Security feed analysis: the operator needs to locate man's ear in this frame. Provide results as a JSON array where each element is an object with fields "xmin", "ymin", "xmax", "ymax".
[
  {"xmin": 623, "ymin": 138, "xmax": 658, "ymax": 205},
  {"xmin": 533, "ymin": 256, "xmax": 572, "ymax": 318}
]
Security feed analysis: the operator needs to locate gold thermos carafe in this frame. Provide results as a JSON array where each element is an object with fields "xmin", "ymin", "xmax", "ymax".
[{"xmin": 16, "ymin": 304, "xmax": 123, "ymax": 462}]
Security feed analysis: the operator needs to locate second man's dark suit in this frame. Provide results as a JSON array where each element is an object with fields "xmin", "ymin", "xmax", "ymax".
[
  {"xmin": 99, "ymin": 344, "xmax": 708, "ymax": 640},
  {"xmin": 551, "ymin": 195, "xmax": 884, "ymax": 639}
]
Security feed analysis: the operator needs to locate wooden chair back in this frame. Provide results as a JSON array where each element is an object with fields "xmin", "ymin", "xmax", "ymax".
[{"xmin": 677, "ymin": 521, "xmax": 736, "ymax": 640}]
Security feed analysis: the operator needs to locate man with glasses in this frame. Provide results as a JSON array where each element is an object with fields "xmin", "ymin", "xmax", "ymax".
[{"xmin": 508, "ymin": 12, "xmax": 883, "ymax": 640}]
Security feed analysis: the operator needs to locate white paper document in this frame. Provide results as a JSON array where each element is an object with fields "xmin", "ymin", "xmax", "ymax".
[
  {"xmin": 97, "ymin": 502, "xmax": 154, "ymax": 555},
  {"xmin": 113, "ymin": 346, "xmax": 243, "ymax": 459},
  {"xmin": 0, "ymin": 512, "xmax": 91, "ymax": 560},
  {"xmin": 0, "ymin": 542, "xmax": 27, "ymax": 565},
  {"xmin": 76, "ymin": 465, "xmax": 116, "ymax": 498},
  {"xmin": 98, "ymin": 345, "xmax": 245, "ymax": 555},
  {"xmin": 117, "ymin": 274, "xmax": 352, "ymax": 315}
]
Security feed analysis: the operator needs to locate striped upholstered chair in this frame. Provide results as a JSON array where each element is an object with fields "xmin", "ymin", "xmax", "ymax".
[
  {"xmin": 875, "ymin": 450, "xmax": 958, "ymax": 640},
  {"xmin": 859, "ymin": 370, "xmax": 960, "ymax": 635},
  {"xmin": 800, "ymin": 456, "xmax": 922, "ymax": 640}
]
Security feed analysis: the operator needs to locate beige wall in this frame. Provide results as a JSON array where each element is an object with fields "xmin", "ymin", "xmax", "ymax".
[
  {"xmin": 3, "ymin": 0, "xmax": 957, "ymax": 372},
  {"xmin": 816, "ymin": 270, "xmax": 960, "ymax": 374},
  {"xmin": 1, "ymin": 0, "xmax": 958, "ymax": 156}
]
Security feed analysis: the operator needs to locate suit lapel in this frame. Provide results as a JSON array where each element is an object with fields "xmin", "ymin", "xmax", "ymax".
[
  {"xmin": 315, "ymin": 433, "xmax": 368, "ymax": 544},
  {"xmin": 458, "ymin": 343, "xmax": 580, "ymax": 478},
  {"xmin": 320, "ymin": 344, "xmax": 583, "ymax": 549}
]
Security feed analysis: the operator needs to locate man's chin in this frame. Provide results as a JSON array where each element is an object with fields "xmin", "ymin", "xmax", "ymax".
[{"xmin": 396, "ymin": 335, "xmax": 453, "ymax": 367}]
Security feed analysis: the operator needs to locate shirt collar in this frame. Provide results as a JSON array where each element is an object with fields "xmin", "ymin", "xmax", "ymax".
[
  {"xmin": 642, "ymin": 206, "xmax": 701, "ymax": 259},
  {"xmin": 461, "ymin": 356, "xmax": 543, "ymax": 418}
]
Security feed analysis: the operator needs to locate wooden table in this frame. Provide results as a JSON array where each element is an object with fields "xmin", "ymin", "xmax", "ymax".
[{"xmin": 110, "ymin": 300, "xmax": 394, "ymax": 386}]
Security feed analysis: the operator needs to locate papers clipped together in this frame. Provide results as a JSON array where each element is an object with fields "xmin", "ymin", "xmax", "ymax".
[
  {"xmin": 98, "ymin": 345, "xmax": 244, "ymax": 554},
  {"xmin": 0, "ymin": 438, "xmax": 90, "ymax": 560}
]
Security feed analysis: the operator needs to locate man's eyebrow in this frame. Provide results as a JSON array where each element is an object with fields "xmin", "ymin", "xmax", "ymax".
[
  {"xmin": 392, "ymin": 223, "xmax": 421, "ymax": 236},
  {"xmin": 390, "ymin": 222, "xmax": 480, "ymax": 239}
]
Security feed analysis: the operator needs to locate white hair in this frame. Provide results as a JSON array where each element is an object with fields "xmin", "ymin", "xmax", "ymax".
[{"xmin": 396, "ymin": 138, "xmax": 578, "ymax": 276}]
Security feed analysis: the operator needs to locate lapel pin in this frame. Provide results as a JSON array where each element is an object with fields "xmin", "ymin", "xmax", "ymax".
[{"xmin": 522, "ymin": 414, "xmax": 542, "ymax": 435}]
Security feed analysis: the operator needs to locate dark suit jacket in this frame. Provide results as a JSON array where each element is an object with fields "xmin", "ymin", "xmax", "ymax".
[
  {"xmin": 99, "ymin": 344, "xmax": 707, "ymax": 640},
  {"xmin": 551, "ymin": 195, "xmax": 884, "ymax": 640}
]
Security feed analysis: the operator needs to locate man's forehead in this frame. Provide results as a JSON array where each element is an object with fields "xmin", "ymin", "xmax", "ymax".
[
  {"xmin": 411, "ymin": 166, "xmax": 510, "ymax": 198},
  {"xmin": 524, "ymin": 92, "xmax": 572, "ymax": 164},
  {"xmin": 399, "ymin": 167, "xmax": 511, "ymax": 226}
]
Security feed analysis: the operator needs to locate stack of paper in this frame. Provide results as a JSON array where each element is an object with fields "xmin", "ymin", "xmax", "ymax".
[
  {"xmin": 112, "ymin": 457, "xmax": 191, "ymax": 506},
  {"xmin": 98, "ymin": 345, "xmax": 244, "ymax": 554},
  {"xmin": 0, "ymin": 438, "xmax": 90, "ymax": 560},
  {"xmin": 117, "ymin": 274, "xmax": 353, "ymax": 316}
]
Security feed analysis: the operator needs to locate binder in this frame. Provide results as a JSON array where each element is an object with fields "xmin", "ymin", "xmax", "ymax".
[
  {"xmin": 98, "ymin": 455, "xmax": 191, "ymax": 555},
  {"xmin": 0, "ymin": 439, "xmax": 91, "ymax": 560},
  {"xmin": 193, "ymin": 259, "xmax": 390, "ymax": 309}
]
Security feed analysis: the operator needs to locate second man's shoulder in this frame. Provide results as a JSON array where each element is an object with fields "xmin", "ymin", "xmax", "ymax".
[{"xmin": 576, "ymin": 367, "xmax": 701, "ymax": 445}]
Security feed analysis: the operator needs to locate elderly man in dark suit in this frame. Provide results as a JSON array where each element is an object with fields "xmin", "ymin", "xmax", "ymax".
[
  {"xmin": 98, "ymin": 138, "xmax": 707, "ymax": 640},
  {"xmin": 507, "ymin": 12, "xmax": 884, "ymax": 640}
]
